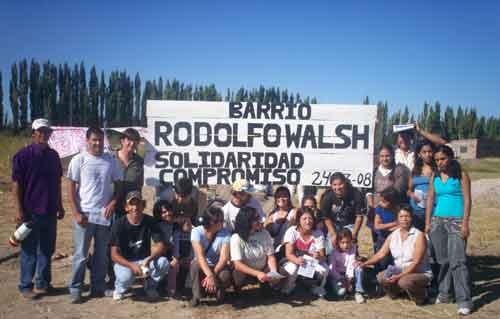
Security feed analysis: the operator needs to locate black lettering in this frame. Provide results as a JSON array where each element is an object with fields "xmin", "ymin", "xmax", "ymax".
[
  {"xmin": 245, "ymin": 169, "xmax": 260, "ymax": 184},
  {"xmin": 272, "ymin": 169, "xmax": 287, "ymax": 184},
  {"xmin": 225, "ymin": 152, "xmax": 237, "ymax": 168},
  {"xmin": 194, "ymin": 122, "xmax": 211, "ymax": 146},
  {"xmin": 298, "ymin": 103, "xmax": 311, "ymax": 120},
  {"xmin": 257, "ymin": 103, "xmax": 271, "ymax": 119},
  {"xmin": 229, "ymin": 102, "xmax": 243, "ymax": 118},
  {"xmin": 170, "ymin": 152, "xmax": 183, "ymax": 168},
  {"xmin": 301, "ymin": 125, "xmax": 318, "ymax": 148},
  {"xmin": 238, "ymin": 152, "xmax": 251, "ymax": 168},
  {"xmin": 318, "ymin": 125, "xmax": 333, "ymax": 149},
  {"xmin": 264, "ymin": 153, "xmax": 278, "ymax": 168},
  {"xmin": 271, "ymin": 103, "xmax": 284, "ymax": 119},
  {"xmin": 155, "ymin": 121, "xmax": 172, "ymax": 146},
  {"xmin": 211, "ymin": 152, "xmax": 225, "ymax": 167},
  {"xmin": 247, "ymin": 123, "xmax": 263, "ymax": 147},
  {"xmin": 285, "ymin": 103, "xmax": 297, "ymax": 120},
  {"xmin": 352, "ymin": 125, "xmax": 369, "ymax": 149},
  {"xmin": 199, "ymin": 151, "xmax": 210, "ymax": 167},
  {"xmin": 213, "ymin": 123, "xmax": 232, "ymax": 147},
  {"xmin": 231, "ymin": 169, "xmax": 245, "ymax": 181},
  {"xmin": 287, "ymin": 169, "xmax": 300, "ymax": 184},
  {"xmin": 217, "ymin": 168, "xmax": 231, "ymax": 184},
  {"xmin": 187, "ymin": 168, "xmax": 203, "ymax": 184},
  {"xmin": 334, "ymin": 124, "xmax": 352, "ymax": 149},
  {"xmin": 243, "ymin": 101, "xmax": 256, "ymax": 119},
  {"xmin": 285, "ymin": 124, "xmax": 302, "ymax": 147},
  {"xmin": 184, "ymin": 152, "xmax": 198, "ymax": 168},
  {"xmin": 173, "ymin": 122, "xmax": 192, "ymax": 146},
  {"xmin": 159, "ymin": 169, "xmax": 173, "ymax": 184},
  {"xmin": 263, "ymin": 124, "xmax": 281, "ymax": 147},
  {"xmin": 253, "ymin": 152, "xmax": 265, "ymax": 168},
  {"xmin": 232, "ymin": 123, "xmax": 247, "ymax": 147},
  {"xmin": 291, "ymin": 153, "xmax": 304, "ymax": 169},
  {"xmin": 155, "ymin": 151, "xmax": 169, "ymax": 168}
]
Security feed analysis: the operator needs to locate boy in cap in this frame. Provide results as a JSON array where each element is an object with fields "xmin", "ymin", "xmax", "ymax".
[
  {"xmin": 222, "ymin": 179, "xmax": 265, "ymax": 232},
  {"xmin": 110, "ymin": 191, "xmax": 169, "ymax": 301},
  {"xmin": 12, "ymin": 119, "xmax": 64, "ymax": 299}
]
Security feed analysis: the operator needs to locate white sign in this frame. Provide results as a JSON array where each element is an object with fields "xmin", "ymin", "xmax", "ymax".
[{"xmin": 144, "ymin": 101, "xmax": 377, "ymax": 187}]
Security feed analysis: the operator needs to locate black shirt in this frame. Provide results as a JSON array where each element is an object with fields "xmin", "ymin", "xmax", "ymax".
[
  {"xmin": 110, "ymin": 214, "xmax": 163, "ymax": 261},
  {"xmin": 320, "ymin": 187, "xmax": 366, "ymax": 228}
]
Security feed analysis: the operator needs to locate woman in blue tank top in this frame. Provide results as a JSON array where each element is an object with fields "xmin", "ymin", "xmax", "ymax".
[
  {"xmin": 407, "ymin": 140, "xmax": 435, "ymax": 231},
  {"xmin": 425, "ymin": 145, "xmax": 472, "ymax": 316}
]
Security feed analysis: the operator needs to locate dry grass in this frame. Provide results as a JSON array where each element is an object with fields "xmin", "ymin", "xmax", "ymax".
[{"xmin": 462, "ymin": 158, "xmax": 500, "ymax": 181}]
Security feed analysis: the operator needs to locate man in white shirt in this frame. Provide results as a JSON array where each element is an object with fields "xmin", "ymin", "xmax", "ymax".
[
  {"xmin": 223, "ymin": 179, "xmax": 265, "ymax": 232},
  {"xmin": 67, "ymin": 127, "xmax": 123, "ymax": 303}
]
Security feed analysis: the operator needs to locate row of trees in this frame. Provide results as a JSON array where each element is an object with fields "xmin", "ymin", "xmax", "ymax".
[
  {"xmin": 2, "ymin": 59, "xmax": 318, "ymax": 130},
  {"xmin": 1, "ymin": 58, "xmax": 500, "ymax": 143}
]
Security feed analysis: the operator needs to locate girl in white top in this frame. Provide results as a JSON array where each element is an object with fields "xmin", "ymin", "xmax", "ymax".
[
  {"xmin": 359, "ymin": 205, "xmax": 431, "ymax": 305},
  {"xmin": 281, "ymin": 208, "xmax": 328, "ymax": 297}
]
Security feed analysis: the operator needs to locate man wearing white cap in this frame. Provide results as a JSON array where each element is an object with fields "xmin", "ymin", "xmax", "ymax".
[
  {"xmin": 222, "ymin": 179, "xmax": 265, "ymax": 232},
  {"xmin": 12, "ymin": 118, "xmax": 65, "ymax": 299}
]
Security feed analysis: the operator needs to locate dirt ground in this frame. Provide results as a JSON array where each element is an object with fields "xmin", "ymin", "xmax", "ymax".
[{"xmin": 0, "ymin": 177, "xmax": 499, "ymax": 319}]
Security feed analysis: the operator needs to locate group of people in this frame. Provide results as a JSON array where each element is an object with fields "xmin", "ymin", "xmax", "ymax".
[{"xmin": 12, "ymin": 119, "xmax": 473, "ymax": 316}]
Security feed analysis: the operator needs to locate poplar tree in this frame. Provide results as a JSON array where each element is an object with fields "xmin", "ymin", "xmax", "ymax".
[
  {"xmin": 19, "ymin": 59, "xmax": 29, "ymax": 129},
  {"xmin": 10, "ymin": 63, "xmax": 19, "ymax": 131}
]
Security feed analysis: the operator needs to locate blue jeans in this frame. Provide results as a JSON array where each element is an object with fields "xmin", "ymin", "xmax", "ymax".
[
  {"xmin": 19, "ymin": 213, "xmax": 57, "ymax": 292},
  {"xmin": 114, "ymin": 257, "xmax": 169, "ymax": 294},
  {"xmin": 429, "ymin": 216, "xmax": 472, "ymax": 309},
  {"xmin": 331, "ymin": 268, "xmax": 365, "ymax": 295},
  {"xmin": 68, "ymin": 221, "xmax": 110, "ymax": 295}
]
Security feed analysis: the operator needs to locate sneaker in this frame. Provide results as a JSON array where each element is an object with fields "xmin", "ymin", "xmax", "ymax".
[
  {"xmin": 33, "ymin": 287, "xmax": 48, "ymax": 296},
  {"xmin": 311, "ymin": 286, "xmax": 326, "ymax": 298},
  {"xmin": 189, "ymin": 297, "xmax": 200, "ymax": 307},
  {"xmin": 20, "ymin": 290, "xmax": 38, "ymax": 300},
  {"xmin": 104, "ymin": 289, "xmax": 114, "ymax": 298},
  {"xmin": 112, "ymin": 290, "xmax": 124, "ymax": 301},
  {"xmin": 354, "ymin": 292, "xmax": 365, "ymax": 304},
  {"xmin": 457, "ymin": 308, "xmax": 471, "ymax": 316},
  {"xmin": 69, "ymin": 292, "xmax": 82, "ymax": 304}
]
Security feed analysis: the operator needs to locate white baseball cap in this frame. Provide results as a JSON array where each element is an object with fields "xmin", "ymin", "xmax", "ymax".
[
  {"xmin": 231, "ymin": 179, "xmax": 256, "ymax": 193},
  {"xmin": 32, "ymin": 118, "xmax": 51, "ymax": 131}
]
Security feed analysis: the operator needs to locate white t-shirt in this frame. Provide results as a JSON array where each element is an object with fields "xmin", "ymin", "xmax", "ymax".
[
  {"xmin": 395, "ymin": 148, "xmax": 415, "ymax": 171},
  {"xmin": 223, "ymin": 196, "xmax": 265, "ymax": 232},
  {"xmin": 283, "ymin": 226, "xmax": 325, "ymax": 255},
  {"xmin": 230, "ymin": 230, "xmax": 274, "ymax": 270},
  {"xmin": 67, "ymin": 151, "xmax": 123, "ymax": 226}
]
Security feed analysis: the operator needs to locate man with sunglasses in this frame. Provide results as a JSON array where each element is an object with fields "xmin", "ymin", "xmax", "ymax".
[
  {"xmin": 12, "ymin": 119, "xmax": 65, "ymax": 299},
  {"xmin": 222, "ymin": 179, "xmax": 265, "ymax": 232}
]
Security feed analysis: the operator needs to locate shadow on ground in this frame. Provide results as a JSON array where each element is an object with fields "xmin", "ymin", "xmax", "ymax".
[{"xmin": 471, "ymin": 255, "xmax": 500, "ymax": 311}]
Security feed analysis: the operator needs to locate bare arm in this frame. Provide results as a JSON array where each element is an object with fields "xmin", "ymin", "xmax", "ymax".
[
  {"xmin": 69, "ymin": 180, "xmax": 87, "ymax": 226},
  {"xmin": 374, "ymin": 214, "xmax": 398, "ymax": 231},
  {"xmin": 361, "ymin": 235, "xmax": 391, "ymax": 267},
  {"xmin": 416, "ymin": 123, "xmax": 447, "ymax": 145},
  {"xmin": 213, "ymin": 243, "xmax": 229, "ymax": 275},
  {"xmin": 425, "ymin": 175, "xmax": 435, "ymax": 234},
  {"xmin": 191, "ymin": 240, "xmax": 215, "ymax": 278},
  {"xmin": 285, "ymin": 242, "xmax": 304, "ymax": 265},
  {"xmin": 461, "ymin": 171, "xmax": 472, "ymax": 240},
  {"xmin": 352, "ymin": 215, "xmax": 363, "ymax": 240},
  {"xmin": 397, "ymin": 232, "xmax": 427, "ymax": 278},
  {"xmin": 12, "ymin": 181, "xmax": 24, "ymax": 224}
]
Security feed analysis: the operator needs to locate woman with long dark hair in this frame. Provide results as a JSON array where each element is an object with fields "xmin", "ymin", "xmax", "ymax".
[
  {"xmin": 231, "ymin": 207, "xmax": 284, "ymax": 290},
  {"xmin": 265, "ymin": 186, "xmax": 298, "ymax": 247},
  {"xmin": 425, "ymin": 145, "xmax": 472, "ymax": 316},
  {"xmin": 408, "ymin": 140, "xmax": 436, "ymax": 231}
]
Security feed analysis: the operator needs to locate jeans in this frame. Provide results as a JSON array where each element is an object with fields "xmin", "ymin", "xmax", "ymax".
[
  {"xmin": 331, "ymin": 267, "xmax": 365, "ymax": 295},
  {"xmin": 68, "ymin": 221, "xmax": 110, "ymax": 296},
  {"xmin": 114, "ymin": 257, "xmax": 169, "ymax": 294},
  {"xmin": 429, "ymin": 216, "xmax": 472, "ymax": 309},
  {"xmin": 19, "ymin": 213, "xmax": 57, "ymax": 292}
]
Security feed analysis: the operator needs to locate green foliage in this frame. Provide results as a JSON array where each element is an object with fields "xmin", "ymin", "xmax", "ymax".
[{"xmin": 10, "ymin": 63, "xmax": 19, "ymax": 131}]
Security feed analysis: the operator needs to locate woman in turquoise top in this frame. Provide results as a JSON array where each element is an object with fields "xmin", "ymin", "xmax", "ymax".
[
  {"xmin": 425, "ymin": 145, "xmax": 472, "ymax": 316},
  {"xmin": 407, "ymin": 140, "xmax": 435, "ymax": 231}
]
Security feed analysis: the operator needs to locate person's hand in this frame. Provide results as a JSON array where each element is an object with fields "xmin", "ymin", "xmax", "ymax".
[
  {"xmin": 296, "ymin": 256, "xmax": 305, "ymax": 266},
  {"xmin": 353, "ymin": 260, "xmax": 364, "ymax": 268},
  {"xmin": 312, "ymin": 251, "xmax": 321, "ymax": 260},
  {"xmin": 387, "ymin": 274, "xmax": 401, "ymax": 284},
  {"xmin": 142, "ymin": 257, "xmax": 153, "ymax": 268},
  {"xmin": 461, "ymin": 222, "xmax": 470, "ymax": 240},
  {"xmin": 57, "ymin": 210, "xmax": 65, "ymax": 220},
  {"xmin": 415, "ymin": 122, "xmax": 421, "ymax": 133},
  {"xmin": 74, "ymin": 213, "xmax": 88, "ymax": 227},
  {"xmin": 424, "ymin": 223, "xmax": 431, "ymax": 234},
  {"xmin": 15, "ymin": 210, "xmax": 24, "ymax": 225},
  {"xmin": 202, "ymin": 275, "xmax": 217, "ymax": 293},
  {"xmin": 104, "ymin": 201, "xmax": 116, "ymax": 219},
  {"xmin": 130, "ymin": 263, "xmax": 143, "ymax": 276},
  {"xmin": 330, "ymin": 234, "xmax": 337, "ymax": 248},
  {"xmin": 257, "ymin": 272, "xmax": 268, "ymax": 283},
  {"xmin": 410, "ymin": 193, "xmax": 421, "ymax": 203},
  {"xmin": 170, "ymin": 257, "xmax": 179, "ymax": 269}
]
